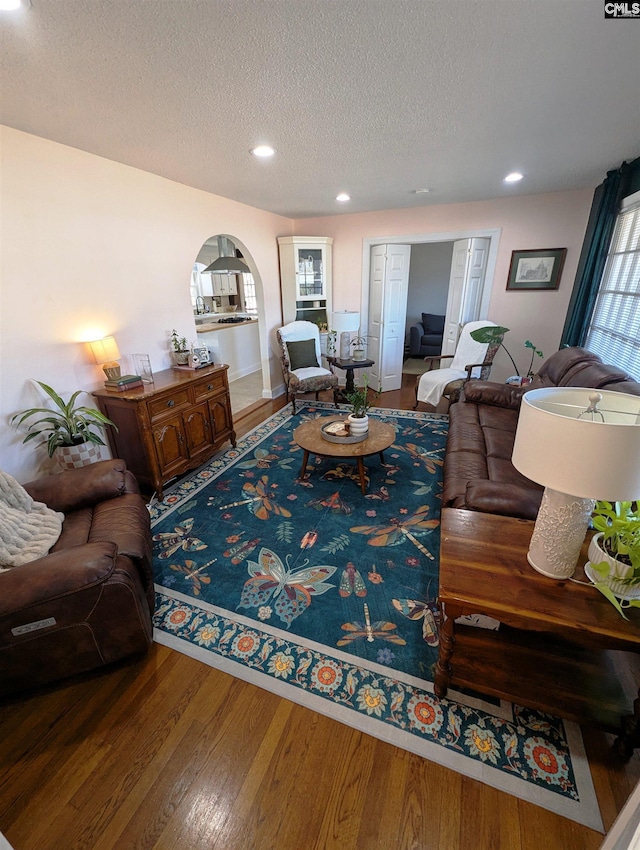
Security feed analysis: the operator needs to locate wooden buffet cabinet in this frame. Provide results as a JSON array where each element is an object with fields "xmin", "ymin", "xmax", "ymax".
[{"xmin": 93, "ymin": 364, "xmax": 236, "ymax": 499}]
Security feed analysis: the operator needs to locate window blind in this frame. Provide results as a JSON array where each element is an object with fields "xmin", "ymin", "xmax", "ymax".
[{"xmin": 585, "ymin": 197, "xmax": 640, "ymax": 379}]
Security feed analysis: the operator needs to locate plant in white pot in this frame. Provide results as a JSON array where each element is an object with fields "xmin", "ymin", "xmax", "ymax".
[
  {"xmin": 345, "ymin": 375, "xmax": 377, "ymax": 437},
  {"xmin": 587, "ymin": 500, "xmax": 640, "ymax": 618},
  {"xmin": 12, "ymin": 381, "xmax": 118, "ymax": 470},
  {"xmin": 350, "ymin": 334, "xmax": 368, "ymax": 361}
]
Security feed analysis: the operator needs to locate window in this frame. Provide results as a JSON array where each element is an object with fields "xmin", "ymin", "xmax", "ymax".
[
  {"xmin": 242, "ymin": 273, "xmax": 258, "ymax": 315},
  {"xmin": 585, "ymin": 191, "xmax": 640, "ymax": 378}
]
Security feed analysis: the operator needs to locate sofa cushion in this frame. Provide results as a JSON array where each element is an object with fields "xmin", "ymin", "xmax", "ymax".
[{"xmin": 422, "ymin": 313, "xmax": 445, "ymax": 334}]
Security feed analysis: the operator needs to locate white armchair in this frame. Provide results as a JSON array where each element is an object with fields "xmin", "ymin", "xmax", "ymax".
[
  {"xmin": 414, "ymin": 320, "xmax": 501, "ymax": 410},
  {"xmin": 276, "ymin": 321, "xmax": 339, "ymax": 413}
]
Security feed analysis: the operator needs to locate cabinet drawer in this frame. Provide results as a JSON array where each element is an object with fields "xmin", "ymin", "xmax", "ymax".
[
  {"xmin": 148, "ymin": 389, "xmax": 190, "ymax": 420},
  {"xmin": 193, "ymin": 373, "xmax": 226, "ymax": 403}
]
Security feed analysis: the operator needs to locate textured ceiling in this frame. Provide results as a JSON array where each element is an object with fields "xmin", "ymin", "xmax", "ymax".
[{"xmin": 1, "ymin": 0, "xmax": 639, "ymax": 218}]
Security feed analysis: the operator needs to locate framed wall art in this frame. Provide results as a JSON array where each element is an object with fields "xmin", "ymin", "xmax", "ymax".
[{"xmin": 506, "ymin": 248, "xmax": 567, "ymax": 291}]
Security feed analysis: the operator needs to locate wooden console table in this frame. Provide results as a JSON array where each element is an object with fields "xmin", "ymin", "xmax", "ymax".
[
  {"xmin": 435, "ymin": 508, "xmax": 640, "ymax": 757},
  {"xmin": 93, "ymin": 364, "xmax": 236, "ymax": 499}
]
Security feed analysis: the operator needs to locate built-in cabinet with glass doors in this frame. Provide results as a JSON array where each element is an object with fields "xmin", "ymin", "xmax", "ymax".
[{"xmin": 278, "ymin": 236, "xmax": 333, "ymax": 326}]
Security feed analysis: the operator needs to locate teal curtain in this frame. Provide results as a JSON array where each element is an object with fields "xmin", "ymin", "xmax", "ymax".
[{"xmin": 561, "ymin": 157, "xmax": 640, "ymax": 348}]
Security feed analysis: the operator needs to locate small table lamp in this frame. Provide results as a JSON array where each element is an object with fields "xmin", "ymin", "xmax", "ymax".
[
  {"xmin": 90, "ymin": 336, "xmax": 122, "ymax": 381},
  {"xmin": 332, "ymin": 310, "xmax": 360, "ymax": 360},
  {"xmin": 511, "ymin": 387, "xmax": 640, "ymax": 579}
]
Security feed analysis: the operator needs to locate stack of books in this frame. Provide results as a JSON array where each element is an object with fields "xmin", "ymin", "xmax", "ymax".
[{"xmin": 104, "ymin": 374, "xmax": 143, "ymax": 392}]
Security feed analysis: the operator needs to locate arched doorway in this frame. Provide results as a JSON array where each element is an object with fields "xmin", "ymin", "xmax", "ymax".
[{"xmin": 191, "ymin": 234, "xmax": 272, "ymax": 416}]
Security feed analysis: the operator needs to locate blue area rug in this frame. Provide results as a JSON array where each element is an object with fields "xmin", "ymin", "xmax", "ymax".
[{"xmin": 149, "ymin": 401, "xmax": 601, "ymax": 831}]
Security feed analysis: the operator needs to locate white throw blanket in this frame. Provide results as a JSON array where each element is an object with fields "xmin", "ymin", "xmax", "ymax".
[
  {"xmin": 0, "ymin": 470, "xmax": 63, "ymax": 569},
  {"xmin": 417, "ymin": 320, "xmax": 495, "ymax": 407}
]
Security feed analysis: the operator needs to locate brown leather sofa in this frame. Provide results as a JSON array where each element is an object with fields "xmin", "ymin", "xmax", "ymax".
[
  {"xmin": 0, "ymin": 459, "xmax": 154, "ymax": 696},
  {"xmin": 443, "ymin": 347, "xmax": 640, "ymax": 520}
]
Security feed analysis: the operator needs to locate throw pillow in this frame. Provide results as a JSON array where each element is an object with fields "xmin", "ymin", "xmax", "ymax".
[
  {"xmin": 422, "ymin": 313, "xmax": 445, "ymax": 334},
  {"xmin": 287, "ymin": 339, "xmax": 319, "ymax": 371}
]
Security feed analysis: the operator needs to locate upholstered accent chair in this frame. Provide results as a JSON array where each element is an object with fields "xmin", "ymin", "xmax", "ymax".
[
  {"xmin": 414, "ymin": 320, "xmax": 502, "ymax": 411},
  {"xmin": 276, "ymin": 320, "xmax": 339, "ymax": 413}
]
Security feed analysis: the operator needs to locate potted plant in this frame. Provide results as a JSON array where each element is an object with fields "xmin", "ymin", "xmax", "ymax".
[
  {"xmin": 170, "ymin": 329, "xmax": 190, "ymax": 365},
  {"xmin": 469, "ymin": 326, "xmax": 543, "ymax": 384},
  {"xmin": 12, "ymin": 380, "xmax": 118, "ymax": 470},
  {"xmin": 587, "ymin": 500, "xmax": 640, "ymax": 619},
  {"xmin": 350, "ymin": 334, "xmax": 368, "ymax": 361},
  {"xmin": 345, "ymin": 375, "xmax": 377, "ymax": 436}
]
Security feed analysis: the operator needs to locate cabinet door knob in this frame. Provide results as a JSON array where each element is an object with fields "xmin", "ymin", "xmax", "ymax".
[
  {"xmin": 167, "ymin": 399, "xmax": 175, "ymax": 407},
  {"xmin": 207, "ymin": 383, "xmax": 213, "ymax": 391}
]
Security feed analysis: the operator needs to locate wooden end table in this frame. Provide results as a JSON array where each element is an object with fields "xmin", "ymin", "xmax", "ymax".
[
  {"xmin": 436, "ymin": 508, "xmax": 640, "ymax": 758},
  {"xmin": 326, "ymin": 356, "xmax": 374, "ymax": 402},
  {"xmin": 293, "ymin": 418, "xmax": 395, "ymax": 495}
]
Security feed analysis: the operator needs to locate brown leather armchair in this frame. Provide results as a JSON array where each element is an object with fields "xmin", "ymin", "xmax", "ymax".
[{"xmin": 0, "ymin": 459, "xmax": 154, "ymax": 696}]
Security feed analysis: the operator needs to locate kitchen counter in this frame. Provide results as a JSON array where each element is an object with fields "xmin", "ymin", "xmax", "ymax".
[
  {"xmin": 195, "ymin": 318, "xmax": 258, "ymax": 333},
  {"xmin": 195, "ymin": 318, "xmax": 261, "ymax": 383}
]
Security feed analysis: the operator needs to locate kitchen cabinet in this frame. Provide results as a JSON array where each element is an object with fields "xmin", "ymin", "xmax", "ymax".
[
  {"xmin": 278, "ymin": 236, "xmax": 333, "ymax": 326},
  {"xmin": 93, "ymin": 364, "xmax": 236, "ymax": 499},
  {"xmin": 210, "ymin": 273, "xmax": 238, "ymax": 297}
]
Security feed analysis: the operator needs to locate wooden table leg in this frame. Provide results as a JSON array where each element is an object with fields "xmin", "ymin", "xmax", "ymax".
[
  {"xmin": 614, "ymin": 691, "xmax": 640, "ymax": 761},
  {"xmin": 299, "ymin": 449, "xmax": 311, "ymax": 482},
  {"xmin": 357, "ymin": 457, "xmax": 367, "ymax": 494},
  {"xmin": 434, "ymin": 603, "xmax": 462, "ymax": 699}
]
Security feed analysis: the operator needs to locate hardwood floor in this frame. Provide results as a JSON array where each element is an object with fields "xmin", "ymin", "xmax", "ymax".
[{"xmin": 1, "ymin": 375, "xmax": 638, "ymax": 850}]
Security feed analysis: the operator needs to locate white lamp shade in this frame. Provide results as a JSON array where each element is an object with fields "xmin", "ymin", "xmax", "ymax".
[
  {"xmin": 512, "ymin": 387, "xmax": 640, "ymax": 501},
  {"xmin": 331, "ymin": 311, "xmax": 360, "ymax": 333},
  {"xmin": 89, "ymin": 336, "xmax": 121, "ymax": 365}
]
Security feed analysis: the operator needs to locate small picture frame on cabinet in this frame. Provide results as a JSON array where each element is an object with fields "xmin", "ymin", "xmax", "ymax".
[{"xmin": 132, "ymin": 353, "xmax": 154, "ymax": 383}]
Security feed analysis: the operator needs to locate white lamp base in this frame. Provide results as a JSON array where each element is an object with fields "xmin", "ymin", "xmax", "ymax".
[
  {"xmin": 339, "ymin": 331, "xmax": 351, "ymax": 360},
  {"xmin": 527, "ymin": 487, "xmax": 595, "ymax": 579}
]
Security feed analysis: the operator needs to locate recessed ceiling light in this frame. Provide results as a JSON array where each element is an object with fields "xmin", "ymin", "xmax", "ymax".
[
  {"xmin": 336, "ymin": 193, "xmax": 350, "ymax": 202},
  {"xmin": 413, "ymin": 188, "xmax": 431, "ymax": 194},
  {"xmin": 0, "ymin": 0, "xmax": 21, "ymax": 9},
  {"xmin": 504, "ymin": 172, "xmax": 524, "ymax": 183},
  {"xmin": 250, "ymin": 145, "xmax": 275, "ymax": 158}
]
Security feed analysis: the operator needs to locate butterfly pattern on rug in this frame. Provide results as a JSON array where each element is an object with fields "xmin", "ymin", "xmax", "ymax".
[
  {"xmin": 392, "ymin": 598, "xmax": 441, "ymax": 646},
  {"xmin": 153, "ymin": 517, "xmax": 207, "ymax": 559},
  {"xmin": 218, "ymin": 474, "xmax": 292, "ymax": 521},
  {"xmin": 238, "ymin": 547, "xmax": 337, "ymax": 627}
]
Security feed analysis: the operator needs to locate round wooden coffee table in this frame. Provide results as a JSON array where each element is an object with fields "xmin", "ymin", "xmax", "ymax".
[{"xmin": 293, "ymin": 417, "xmax": 396, "ymax": 494}]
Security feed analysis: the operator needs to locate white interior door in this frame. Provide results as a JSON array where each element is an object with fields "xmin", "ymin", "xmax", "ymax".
[
  {"xmin": 442, "ymin": 238, "xmax": 489, "ymax": 355},
  {"xmin": 368, "ymin": 244, "xmax": 411, "ymax": 392}
]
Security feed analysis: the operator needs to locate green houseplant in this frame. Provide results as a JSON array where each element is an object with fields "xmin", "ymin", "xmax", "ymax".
[
  {"xmin": 350, "ymin": 334, "xmax": 368, "ymax": 361},
  {"xmin": 12, "ymin": 380, "xmax": 118, "ymax": 467},
  {"xmin": 344, "ymin": 375, "xmax": 378, "ymax": 437},
  {"xmin": 587, "ymin": 500, "xmax": 640, "ymax": 619},
  {"xmin": 170, "ymin": 329, "xmax": 190, "ymax": 365},
  {"xmin": 469, "ymin": 326, "xmax": 543, "ymax": 379}
]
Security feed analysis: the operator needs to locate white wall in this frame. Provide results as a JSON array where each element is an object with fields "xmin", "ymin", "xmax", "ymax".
[
  {"xmin": 296, "ymin": 188, "xmax": 593, "ymax": 382},
  {"xmin": 406, "ymin": 241, "xmax": 454, "ymax": 344},
  {"xmin": 0, "ymin": 126, "xmax": 292, "ymax": 482}
]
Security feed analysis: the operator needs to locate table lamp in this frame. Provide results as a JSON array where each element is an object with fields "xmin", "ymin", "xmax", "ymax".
[
  {"xmin": 89, "ymin": 336, "xmax": 122, "ymax": 381},
  {"xmin": 331, "ymin": 310, "xmax": 360, "ymax": 360},
  {"xmin": 511, "ymin": 386, "xmax": 640, "ymax": 579}
]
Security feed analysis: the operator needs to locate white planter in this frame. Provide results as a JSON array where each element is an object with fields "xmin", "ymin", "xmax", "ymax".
[
  {"xmin": 587, "ymin": 532, "xmax": 633, "ymax": 595},
  {"xmin": 347, "ymin": 413, "xmax": 369, "ymax": 437},
  {"xmin": 56, "ymin": 441, "xmax": 102, "ymax": 470},
  {"xmin": 352, "ymin": 348, "xmax": 366, "ymax": 361}
]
